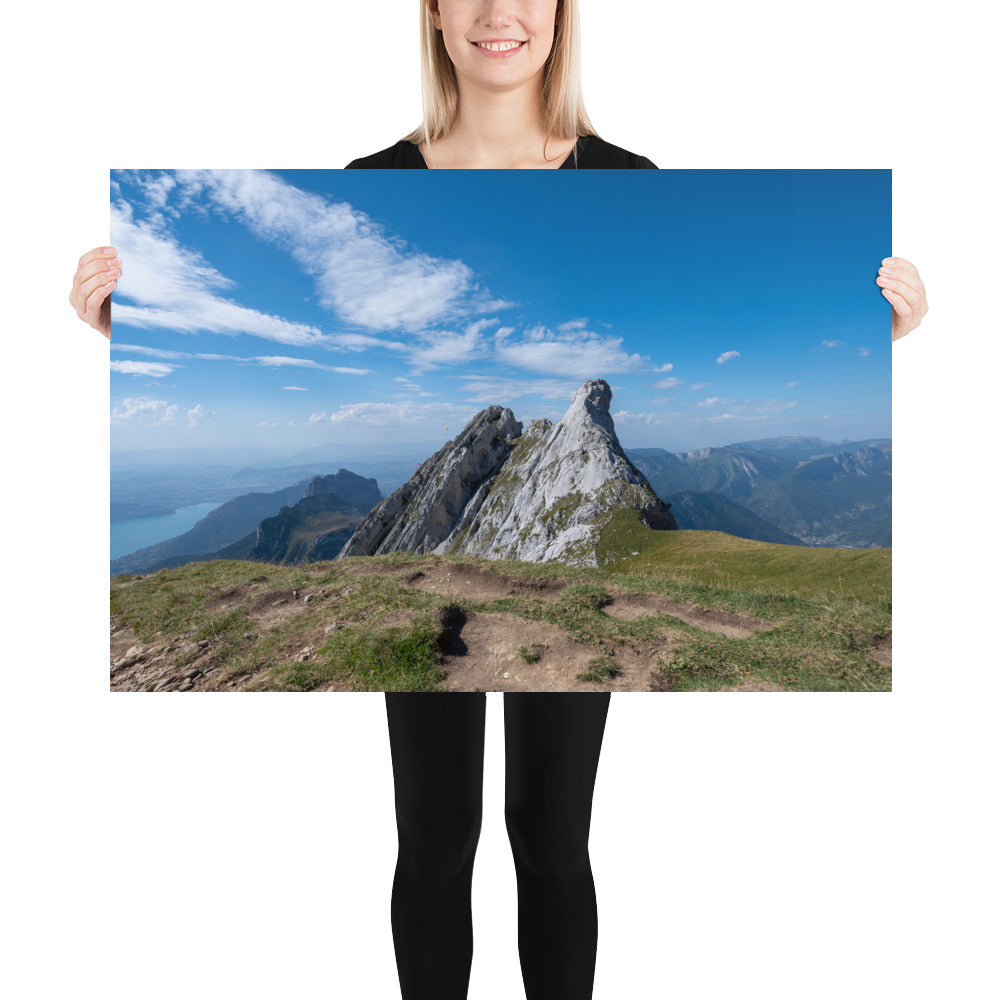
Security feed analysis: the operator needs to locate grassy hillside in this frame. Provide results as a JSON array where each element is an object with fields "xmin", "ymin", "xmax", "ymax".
[{"xmin": 111, "ymin": 515, "xmax": 890, "ymax": 694}]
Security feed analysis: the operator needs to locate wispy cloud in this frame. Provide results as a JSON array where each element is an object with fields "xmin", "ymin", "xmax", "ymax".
[
  {"xmin": 253, "ymin": 356, "xmax": 372, "ymax": 375},
  {"xmin": 407, "ymin": 320, "xmax": 497, "ymax": 374},
  {"xmin": 654, "ymin": 376, "xmax": 683, "ymax": 390},
  {"xmin": 306, "ymin": 400, "xmax": 476, "ymax": 428},
  {"xmin": 112, "ymin": 343, "xmax": 370, "ymax": 375},
  {"xmin": 700, "ymin": 398, "xmax": 800, "ymax": 422},
  {"xmin": 821, "ymin": 340, "xmax": 846, "ymax": 349},
  {"xmin": 452, "ymin": 374, "xmax": 581, "ymax": 404},
  {"xmin": 716, "ymin": 350, "xmax": 741, "ymax": 365},
  {"xmin": 612, "ymin": 410, "xmax": 662, "ymax": 427},
  {"xmin": 111, "ymin": 205, "xmax": 329, "ymax": 347},
  {"xmin": 164, "ymin": 169, "xmax": 512, "ymax": 332},
  {"xmin": 109, "ymin": 360, "xmax": 178, "ymax": 378}
]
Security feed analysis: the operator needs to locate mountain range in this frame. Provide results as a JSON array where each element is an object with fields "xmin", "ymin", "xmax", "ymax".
[{"xmin": 111, "ymin": 397, "xmax": 891, "ymax": 576}]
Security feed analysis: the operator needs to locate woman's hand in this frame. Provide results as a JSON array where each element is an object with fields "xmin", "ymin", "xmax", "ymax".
[
  {"xmin": 69, "ymin": 246, "xmax": 120, "ymax": 340},
  {"xmin": 877, "ymin": 257, "xmax": 928, "ymax": 342}
]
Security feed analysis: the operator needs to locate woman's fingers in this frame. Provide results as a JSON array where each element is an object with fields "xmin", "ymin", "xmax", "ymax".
[
  {"xmin": 876, "ymin": 273, "xmax": 920, "ymax": 300},
  {"xmin": 75, "ymin": 260, "xmax": 120, "ymax": 305},
  {"xmin": 877, "ymin": 256, "xmax": 928, "ymax": 341},
  {"xmin": 77, "ymin": 245, "xmax": 117, "ymax": 269},
  {"xmin": 70, "ymin": 245, "xmax": 118, "ymax": 338}
]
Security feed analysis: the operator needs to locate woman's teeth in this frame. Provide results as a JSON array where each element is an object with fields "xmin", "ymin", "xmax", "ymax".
[{"xmin": 474, "ymin": 40, "xmax": 525, "ymax": 52}]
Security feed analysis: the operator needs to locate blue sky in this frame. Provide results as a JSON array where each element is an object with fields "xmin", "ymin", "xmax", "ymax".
[{"xmin": 110, "ymin": 169, "xmax": 890, "ymax": 455}]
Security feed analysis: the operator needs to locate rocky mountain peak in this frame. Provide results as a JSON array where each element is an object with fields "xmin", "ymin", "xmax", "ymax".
[{"xmin": 339, "ymin": 381, "xmax": 676, "ymax": 567}]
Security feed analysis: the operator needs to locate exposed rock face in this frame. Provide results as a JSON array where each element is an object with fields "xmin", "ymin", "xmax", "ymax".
[
  {"xmin": 340, "ymin": 380, "xmax": 676, "ymax": 567},
  {"xmin": 303, "ymin": 469, "xmax": 381, "ymax": 512},
  {"xmin": 338, "ymin": 405, "xmax": 522, "ymax": 558}
]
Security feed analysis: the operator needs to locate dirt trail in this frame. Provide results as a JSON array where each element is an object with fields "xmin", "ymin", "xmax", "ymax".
[
  {"xmin": 387, "ymin": 562, "xmax": 771, "ymax": 639},
  {"xmin": 602, "ymin": 594, "xmax": 768, "ymax": 639},
  {"xmin": 400, "ymin": 563, "xmax": 568, "ymax": 602},
  {"xmin": 437, "ymin": 611, "xmax": 676, "ymax": 692}
]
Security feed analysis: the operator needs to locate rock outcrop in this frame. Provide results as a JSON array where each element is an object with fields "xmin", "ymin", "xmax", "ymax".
[
  {"xmin": 339, "ymin": 405, "xmax": 522, "ymax": 558},
  {"xmin": 339, "ymin": 380, "xmax": 677, "ymax": 567},
  {"xmin": 302, "ymin": 469, "xmax": 381, "ymax": 511}
]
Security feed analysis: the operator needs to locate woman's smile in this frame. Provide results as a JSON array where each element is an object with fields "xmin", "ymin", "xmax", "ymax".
[{"xmin": 470, "ymin": 37, "xmax": 528, "ymax": 58}]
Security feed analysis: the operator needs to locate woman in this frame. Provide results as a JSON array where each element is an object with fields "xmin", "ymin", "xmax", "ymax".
[{"xmin": 72, "ymin": 3, "xmax": 928, "ymax": 998}]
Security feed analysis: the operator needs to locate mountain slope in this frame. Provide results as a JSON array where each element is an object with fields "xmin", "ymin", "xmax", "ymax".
[
  {"xmin": 628, "ymin": 446, "xmax": 798, "ymax": 502},
  {"xmin": 111, "ymin": 469, "xmax": 381, "ymax": 574},
  {"xmin": 745, "ymin": 445, "xmax": 892, "ymax": 546},
  {"xmin": 664, "ymin": 490, "xmax": 804, "ymax": 545}
]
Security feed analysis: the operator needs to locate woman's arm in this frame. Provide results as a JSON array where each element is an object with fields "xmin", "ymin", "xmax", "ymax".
[
  {"xmin": 878, "ymin": 257, "xmax": 928, "ymax": 341},
  {"xmin": 69, "ymin": 246, "xmax": 120, "ymax": 340}
]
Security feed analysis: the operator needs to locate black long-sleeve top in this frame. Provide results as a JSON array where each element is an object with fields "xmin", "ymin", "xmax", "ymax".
[{"xmin": 345, "ymin": 135, "xmax": 656, "ymax": 169}]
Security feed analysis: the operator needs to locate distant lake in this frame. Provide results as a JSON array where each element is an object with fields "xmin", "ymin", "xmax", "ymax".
[{"xmin": 110, "ymin": 502, "xmax": 223, "ymax": 560}]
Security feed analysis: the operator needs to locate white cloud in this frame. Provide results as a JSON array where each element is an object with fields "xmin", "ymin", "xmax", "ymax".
[
  {"xmin": 110, "ymin": 396, "xmax": 214, "ymax": 428},
  {"xmin": 253, "ymin": 356, "xmax": 372, "ymax": 375},
  {"xmin": 612, "ymin": 410, "xmax": 662, "ymax": 427},
  {"xmin": 453, "ymin": 375, "xmax": 581, "ymax": 404},
  {"xmin": 654, "ymin": 376, "xmax": 683, "ymax": 390},
  {"xmin": 110, "ymin": 397, "xmax": 179, "ymax": 425},
  {"xmin": 652, "ymin": 363, "xmax": 673, "ymax": 373},
  {"xmin": 112, "ymin": 343, "xmax": 370, "ymax": 375},
  {"xmin": 859, "ymin": 348, "xmax": 870, "ymax": 357},
  {"xmin": 821, "ymin": 340, "xmax": 845, "ymax": 349},
  {"xmin": 716, "ymin": 350, "xmax": 741, "ymax": 365},
  {"xmin": 786, "ymin": 381, "xmax": 800, "ymax": 388},
  {"xmin": 111, "ymin": 206, "xmax": 329, "ymax": 348},
  {"xmin": 110, "ymin": 360, "xmax": 177, "ymax": 378},
  {"xmin": 165, "ymin": 169, "xmax": 512, "ymax": 332},
  {"xmin": 408, "ymin": 322, "xmax": 492, "ymax": 374},
  {"xmin": 689, "ymin": 382, "xmax": 710, "ymax": 391},
  {"xmin": 493, "ymin": 323, "xmax": 646, "ymax": 378},
  {"xmin": 186, "ymin": 403, "xmax": 214, "ymax": 428},
  {"xmin": 282, "ymin": 386, "xmax": 309, "ymax": 391},
  {"xmin": 307, "ymin": 400, "xmax": 476, "ymax": 428}
]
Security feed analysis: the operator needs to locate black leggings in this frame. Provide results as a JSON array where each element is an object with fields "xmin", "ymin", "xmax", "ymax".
[{"xmin": 385, "ymin": 692, "xmax": 611, "ymax": 1000}]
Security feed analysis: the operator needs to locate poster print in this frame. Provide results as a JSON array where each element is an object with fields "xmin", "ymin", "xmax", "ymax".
[{"xmin": 110, "ymin": 169, "xmax": 890, "ymax": 692}]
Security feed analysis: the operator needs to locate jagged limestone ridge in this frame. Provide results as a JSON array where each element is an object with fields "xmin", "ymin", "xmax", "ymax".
[
  {"xmin": 337, "ymin": 405, "xmax": 522, "ymax": 557},
  {"xmin": 437, "ymin": 380, "xmax": 677, "ymax": 567}
]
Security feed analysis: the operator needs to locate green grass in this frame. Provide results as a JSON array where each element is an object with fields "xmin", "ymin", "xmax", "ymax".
[
  {"xmin": 268, "ymin": 614, "xmax": 448, "ymax": 692},
  {"xmin": 111, "ymin": 520, "xmax": 891, "ymax": 692},
  {"xmin": 598, "ymin": 508, "xmax": 891, "ymax": 604},
  {"xmin": 577, "ymin": 654, "xmax": 622, "ymax": 683}
]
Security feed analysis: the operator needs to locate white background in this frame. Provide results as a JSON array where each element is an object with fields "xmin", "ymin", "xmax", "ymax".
[{"xmin": 3, "ymin": 1, "xmax": 998, "ymax": 997}]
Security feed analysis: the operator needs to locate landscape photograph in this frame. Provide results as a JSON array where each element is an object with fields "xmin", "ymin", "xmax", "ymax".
[{"xmin": 110, "ymin": 168, "xmax": 891, "ymax": 692}]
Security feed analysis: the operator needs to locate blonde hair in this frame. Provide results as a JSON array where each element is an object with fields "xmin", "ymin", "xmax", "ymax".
[{"xmin": 402, "ymin": 0, "xmax": 599, "ymax": 158}]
